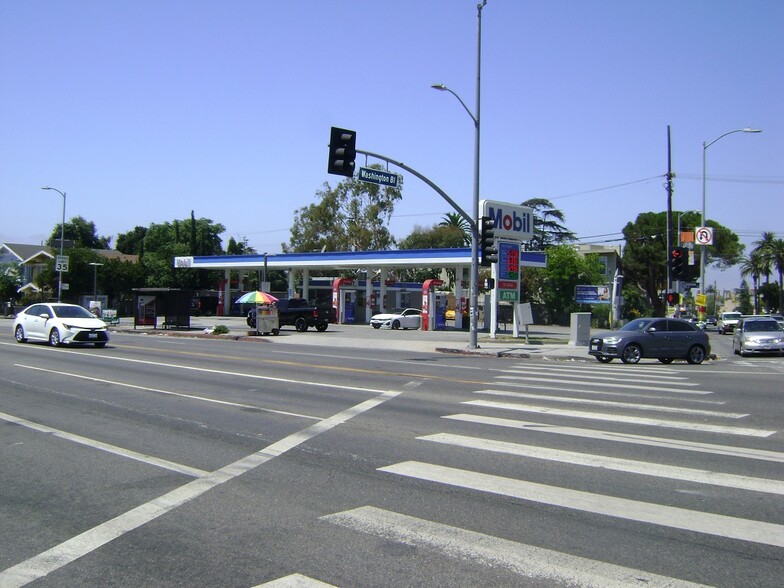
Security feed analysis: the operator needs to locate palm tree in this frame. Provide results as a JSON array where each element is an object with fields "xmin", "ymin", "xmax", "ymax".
[
  {"xmin": 768, "ymin": 237, "xmax": 784, "ymax": 311},
  {"xmin": 740, "ymin": 250, "xmax": 767, "ymax": 314},
  {"xmin": 520, "ymin": 198, "xmax": 576, "ymax": 250},
  {"xmin": 438, "ymin": 212, "xmax": 470, "ymax": 246},
  {"xmin": 753, "ymin": 231, "xmax": 777, "ymax": 285}
]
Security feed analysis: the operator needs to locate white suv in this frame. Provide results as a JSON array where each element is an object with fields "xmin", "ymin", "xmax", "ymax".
[{"xmin": 717, "ymin": 311, "xmax": 742, "ymax": 335}]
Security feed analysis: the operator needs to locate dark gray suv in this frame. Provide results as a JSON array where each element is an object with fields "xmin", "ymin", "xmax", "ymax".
[{"xmin": 589, "ymin": 317, "xmax": 711, "ymax": 364}]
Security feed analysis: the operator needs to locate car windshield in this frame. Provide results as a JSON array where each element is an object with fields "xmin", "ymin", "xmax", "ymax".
[
  {"xmin": 52, "ymin": 305, "xmax": 95, "ymax": 319},
  {"xmin": 620, "ymin": 319, "xmax": 654, "ymax": 332},
  {"xmin": 723, "ymin": 313, "xmax": 741, "ymax": 320},
  {"xmin": 745, "ymin": 321, "xmax": 780, "ymax": 332}
]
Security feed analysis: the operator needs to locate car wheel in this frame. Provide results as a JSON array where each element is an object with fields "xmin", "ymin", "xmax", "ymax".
[
  {"xmin": 49, "ymin": 328, "xmax": 62, "ymax": 347},
  {"xmin": 596, "ymin": 356, "xmax": 613, "ymax": 363},
  {"xmin": 392, "ymin": 319, "xmax": 401, "ymax": 330},
  {"xmin": 316, "ymin": 323, "xmax": 328, "ymax": 332},
  {"xmin": 658, "ymin": 358, "xmax": 674, "ymax": 364},
  {"xmin": 295, "ymin": 317, "xmax": 308, "ymax": 332},
  {"xmin": 272, "ymin": 328, "xmax": 280, "ymax": 336},
  {"xmin": 620, "ymin": 343, "xmax": 642, "ymax": 364},
  {"xmin": 15, "ymin": 325, "xmax": 27, "ymax": 343},
  {"xmin": 686, "ymin": 345, "xmax": 706, "ymax": 365}
]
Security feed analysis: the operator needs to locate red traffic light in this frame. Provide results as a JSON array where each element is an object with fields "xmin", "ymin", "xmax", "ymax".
[{"xmin": 671, "ymin": 248, "xmax": 683, "ymax": 258}]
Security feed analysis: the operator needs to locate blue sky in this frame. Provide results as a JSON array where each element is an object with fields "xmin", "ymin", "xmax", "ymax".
[{"xmin": 2, "ymin": 1, "xmax": 781, "ymax": 290}]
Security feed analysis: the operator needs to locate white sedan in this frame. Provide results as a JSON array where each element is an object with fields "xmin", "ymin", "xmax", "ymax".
[
  {"xmin": 13, "ymin": 302, "xmax": 110, "ymax": 347},
  {"xmin": 370, "ymin": 308, "xmax": 421, "ymax": 330}
]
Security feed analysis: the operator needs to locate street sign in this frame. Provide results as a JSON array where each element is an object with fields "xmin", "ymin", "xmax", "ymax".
[
  {"xmin": 695, "ymin": 293, "xmax": 707, "ymax": 306},
  {"xmin": 695, "ymin": 226, "xmax": 714, "ymax": 245},
  {"xmin": 55, "ymin": 255, "xmax": 69, "ymax": 272},
  {"xmin": 358, "ymin": 167, "xmax": 398, "ymax": 187}
]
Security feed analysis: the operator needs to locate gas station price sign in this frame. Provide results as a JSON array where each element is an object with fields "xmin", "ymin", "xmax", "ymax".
[{"xmin": 498, "ymin": 241, "xmax": 519, "ymax": 280}]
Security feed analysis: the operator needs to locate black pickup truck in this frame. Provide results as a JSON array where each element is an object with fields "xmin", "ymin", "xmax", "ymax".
[{"xmin": 247, "ymin": 298, "xmax": 337, "ymax": 332}]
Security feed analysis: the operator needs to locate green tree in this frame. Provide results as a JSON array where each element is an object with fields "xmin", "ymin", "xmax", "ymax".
[
  {"xmin": 37, "ymin": 246, "xmax": 105, "ymax": 302},
  {"xmin": 438, "ymin": 212, "xmax": 470, "ymax": 245},
  {"xmin": 1, "ymin": 264, "xmax": 21, "ymax": 304},
  {"xmin": 398, "ymin": 223, "xmax": 467, "ymax": 285},
  {"xmin": 751, "ymin": 233, "xmax": 784, "ymax": 310},
  {"xmin": 622, "ymin": 211, "xmax": 743, "ymax": 316},
  {"xmin": 739, "ymin": 250, "xmax": 767, "ymax": 314},
  {"xmin": 143, "ymin": 215, "xmax": 225, "ymax": 289},
  {"xmin": 48, "ymin": 216, "xmax": 111, "ymax": 249},
  {"xmin": 522, "ymin": 245, "xmax": 605, "ymax": 325},
  {"xmin": 520, "ymin": 198, "xmax": 576, "ymax": 250},
  {"xmin": 116, "ymin": 226, "xmax": 148, "ymax": 256},
  {"xmin": 284, "ymin": 165, "xmax": 402, "ymax": 253},
  {"xmin": 736, "ymin": 280, "xmax": 753, "ymax": 315}
]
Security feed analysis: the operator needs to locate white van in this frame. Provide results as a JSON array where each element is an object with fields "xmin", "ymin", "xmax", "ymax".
[{"xmin": 717, "ymin": 311, "xmax": 742, "ymax": 335}]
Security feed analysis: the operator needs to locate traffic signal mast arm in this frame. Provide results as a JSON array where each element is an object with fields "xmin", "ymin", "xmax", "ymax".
[{"xmin": 354, "ymin": 148, "xmax": 474, "ymax": 232}]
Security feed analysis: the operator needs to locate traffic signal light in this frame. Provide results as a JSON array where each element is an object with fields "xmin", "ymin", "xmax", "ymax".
[
  {"xmin": 665, "ymin": 291, "xmax": 679, "ymax": 306},
  {"xmin": 479, "ymin": 216, "xmax": 498, "ymax": 266},
  {"xmin": 669, "ymin": 247, "xmax": 686, "ymax": 278},
  {"xmin": 327, "ymin": 127, "xmax": 356, "ymax": 177}
]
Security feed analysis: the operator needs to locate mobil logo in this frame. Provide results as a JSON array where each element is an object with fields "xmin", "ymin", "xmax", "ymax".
[{"xmin": 480, "ymin": 199, "xmax": 534, "ymax": 241}]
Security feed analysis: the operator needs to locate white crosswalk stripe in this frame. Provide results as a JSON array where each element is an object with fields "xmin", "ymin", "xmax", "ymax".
[
  {"xmin": 419, "ymin": 432, "xmax": 784, "ymax": 495},
  {"xmin": 463, "ymin": 399, "xmax": 775, "ymax": 436},
  {"xmin": 378, "ymin": 461, "xmax": 784, "ymax": 548},
  {"xmin": 329, "ymin": 363, "xmax": 779, "ymax": 585},
  {"xmin": 322, "ymin": 506, "xmax": 712, "ymax": 588},
  {"xmin": 443, "ymin": 413, "xmax": 784, "ymax": 462},
  {"xmin": 474, "ymin": 388, "xmax": 746, "ymax": 418}
]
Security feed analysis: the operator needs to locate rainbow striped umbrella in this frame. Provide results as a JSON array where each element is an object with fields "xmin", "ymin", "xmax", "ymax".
[{"xmin": 235, "ymin": 291, "xmax": 278, "ymax": 305}]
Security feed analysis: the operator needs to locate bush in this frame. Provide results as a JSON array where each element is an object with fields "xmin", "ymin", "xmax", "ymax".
[{"xmin": 212, "ymin": 325, "xmax": 230, "ymax": 335}]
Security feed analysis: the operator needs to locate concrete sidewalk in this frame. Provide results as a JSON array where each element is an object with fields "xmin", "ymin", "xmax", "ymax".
[{"xmin": 112, "ymin": 316, "xmax": 592, "ymax": 361}]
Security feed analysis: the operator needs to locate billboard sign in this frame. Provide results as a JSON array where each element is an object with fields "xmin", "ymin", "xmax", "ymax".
[
  {"xmin": 480, "ymin": 199, "xmax": 534, "ymax": 241},
  {"xmin": 575, "ymin": 285, "xmax": 611, "ymax": 304}
]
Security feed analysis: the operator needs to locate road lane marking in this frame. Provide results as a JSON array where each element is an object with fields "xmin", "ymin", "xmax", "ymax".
[
  {"xmin": 420, "ymin": 433, "xmax": 784, "ymax": 495},
  {"xmin": 475, "ymin": 389, "xmax": 745, "ymax": 418},
  {"xmin": 444, "ymin": 414, "xmax": 784, "ymax": 462},
  {"xmin": 0, "ymin": 410, "xmax": 208, "ymax": 477},
  {"xmin": 0, "ymin": 390, "xmax": 401, "ymax": 587},
  {"xmin": 498, "ymin": 366, "xmax": 696, "ymax": 384},
  {"xmin": 491, "ymin": 380, "xmax": 724, "ymax": 404},
  {"xmin": 322, "ymin": 506, "xmax": 711, "ymax": 588},
  {"xmin": 463, "ymin": 400, "xmax": 775, "ymax": 437},
  {"xmin": 14, "ymin": 364, "xmax": 321, "ymax": 421},
  {"xmin": 379, "ymin": 461, "xmax": 784, "ymax": 548},
  {"xmin": 254, "ymin": 574, "xmax": 337, "ymax": 587},
  {"xmin": 495, "ymin": 374, "xmax": 711, "ymax": 394}
]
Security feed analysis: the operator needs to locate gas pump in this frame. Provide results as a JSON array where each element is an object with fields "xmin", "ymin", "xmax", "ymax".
[
  {"xmin": 343, "ymin": 290, "xmax": 356, "ymax": 323},
  {"xmin": 421, "ymin": 279, "xmax": 444, "ymax": 331},
  {"xmin": 434, "ymin": 292, "xmax": 447, "ymax": 330}
]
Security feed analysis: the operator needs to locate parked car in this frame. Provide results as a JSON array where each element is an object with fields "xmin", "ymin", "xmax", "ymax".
[
  {"xmin": 717, "ymin": 311, "xmax": 742, "ymax": 335},
  {"xmin": 247, "ymin": 298, "xmax": 336, "ymax": 332},
  {"xmin": 589, "ymin": 317, "xmax": 710, "ymax": 364},
  {"xmin": 13, "ymin": 303, "xmax": 110, "ymax": 347},
  {"xmin": 732, "ymin": 316, "xmax": 784, "ymax": 357},
  {"xmin": 370, "ymin": 308, "xmax": 421, "ymax": 330}
]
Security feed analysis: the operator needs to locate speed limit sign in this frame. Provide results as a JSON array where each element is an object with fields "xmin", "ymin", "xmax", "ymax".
[{"xmin": 695, "ymin": 226, "xmax": 713, "ymax": 246}]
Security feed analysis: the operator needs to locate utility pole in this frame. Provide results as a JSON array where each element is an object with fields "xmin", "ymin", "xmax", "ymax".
[{"xmin": 666, "ymin": 125, "xmax": 674, "ymax": 293}]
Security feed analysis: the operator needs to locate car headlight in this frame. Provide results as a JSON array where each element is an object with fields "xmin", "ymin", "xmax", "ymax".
[{"xmin": 603, "ymin": 336, "xmax": 621, "ymax": 345}]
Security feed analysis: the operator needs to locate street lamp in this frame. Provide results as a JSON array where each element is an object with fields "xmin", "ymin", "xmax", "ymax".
[
  {"xmin": 431, "ymin": 0, "xmax": 487, "ymax": 350},
  {"xmin": 700, "ymin": 128, "xmax": 761, "ymax": 306},
  {"xmin": 41, "ymin": 186, "xmax": 66, "ymax": 302},
  {"xmin": 89, "ymin": 262, "xmax": 104, "ymax": 313}
]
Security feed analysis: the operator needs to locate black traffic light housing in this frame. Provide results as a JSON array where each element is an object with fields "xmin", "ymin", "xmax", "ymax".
[
  {"xmin": 479, "ymin": 216, "xmax": 498, "ymax": 267},
  {"xmin": 327, "ymin": 127, "xmax": 357, "ymax": 177},
  {"xmin": 665, "ymin": 292, "xmax": 679, "ymax": 306},
  {"xmin": 669, "ymin": 246, "xmax": 687, "ymax": 278}
]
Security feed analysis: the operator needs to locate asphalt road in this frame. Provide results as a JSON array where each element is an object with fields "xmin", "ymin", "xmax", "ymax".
[{"xmin": 1, "ymin": 328, "xmax": 783, "ymax": 587}]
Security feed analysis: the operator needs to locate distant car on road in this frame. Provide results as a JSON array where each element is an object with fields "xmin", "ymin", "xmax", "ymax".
[
  {"xmin": 13, "ymin": 303, "xmax": 109, "ymax": 347},
  {"xmin": 731, "ymin": 316, "xmax": 784, "ymax": 357},
  {"xmin": 717, "ymin": 311, "xmax": 742, "ymax": 335},
  {"xmin": 370, "ymin": 308, "xmax": 421, "ymax": 330},
  {"xmin": 589, "ymin": 317, "xmax": 710, "ymax": 364}
]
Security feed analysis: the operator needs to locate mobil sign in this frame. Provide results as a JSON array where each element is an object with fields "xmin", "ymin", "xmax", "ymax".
[{"xmin": 480, "ymin": 199, "xmax": 534, "ymax": 242}]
